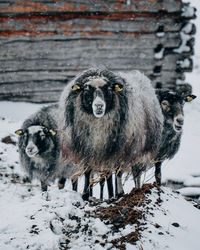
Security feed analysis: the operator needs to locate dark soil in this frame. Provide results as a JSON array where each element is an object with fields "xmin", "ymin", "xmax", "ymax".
[
  {"xmin": 90, "ymin": 183, "xmax": 162, "ymax": 249},
  {"xmin": 1, "ymin": 136, "xmax": 16, "ymax": 145}
]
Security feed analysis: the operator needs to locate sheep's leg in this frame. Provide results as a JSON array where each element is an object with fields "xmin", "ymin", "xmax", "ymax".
[
  {"xmin": 107, "ymin": 175, "xmax": 114, "ymax": 199},
  {"xmin": 155, "ymin": 162, "xmax": 162, "ymax": 186},
  {"xmin": 100, "ymin": 174, "xmax": 114, "ymax": 200},
  {"xmin": 115, "ymin": 171, "xmax": 124, "ymax": 199},
  {"xmin": 41, "ymin": 181, "xmax": 48, "ymax": 192},
  {"xmin": 58, "ymin": 177, "xmax": 66, "ymax": 189},
  {"xmin": 82, "ymin": 169, "xmax": 91, "ymax": 201},
  {"xmin": 89, "ymin": 172, "xmax": 94, "ymax": 197},
  {"xmin": 134, "ymin": 174, "xmax": 141, "ymax": 188},
  {"xmin": 89, "ymin": 183, "xmax": 93, "ymax": 197},
  {"xmin": 132, "ymin": 164, "xmax": 143, "ymax": 188},
  {"xmin": 100, "ymin": 177, "xmax": 105, "ymax": 200},
  {"xmin": 72, "ymin": 179, "xmax": 78, "ymax": 192}
]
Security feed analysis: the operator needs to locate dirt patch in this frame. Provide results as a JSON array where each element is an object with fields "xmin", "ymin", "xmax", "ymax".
[
  {"xmin": 89, "ymin": 183, "xmax": 162, "ymax": 249},
  {"xmin": 1, "ymin": 136, "xmax": 16, "ymax": 145}
]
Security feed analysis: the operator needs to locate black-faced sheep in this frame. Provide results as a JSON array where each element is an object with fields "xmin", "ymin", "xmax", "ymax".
[
  {"xmin": 15, "ymin": 104, "xmax": 78, "ymax": 191},
  {"xmin": 59, "ymin": 69, "xmax": 163, "ymax": 200},
  {"xmin": 109, "ymin": 89, "xmax": 197, "ymax": 199},
  {"xmin": 153, "ymin": 89, "xmax": 196, "ymax": 186}
]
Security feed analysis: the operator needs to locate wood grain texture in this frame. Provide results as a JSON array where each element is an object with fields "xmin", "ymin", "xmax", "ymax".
[
  {"xmin": 0, "ymin": 0, "xmax": 183, "ymax": 14},
  {"xmin": 0, "ymin": 0, "xmax": 196, "ymax": 103}
]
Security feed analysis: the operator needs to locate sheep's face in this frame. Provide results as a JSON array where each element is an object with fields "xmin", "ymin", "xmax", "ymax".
[
  {"xmin": 15, "ymin": 126, "xmax": 56, "ymax": 157},
  {"xmin": 157, "ymin": 89, "xmax": 196, "ymax": 133},
  {"xmin": 82, "ymin": 79, "xmax": 108, "ymax": 118},
  {"xmin": 71, "ymin": 71, "xmax": 124, "ymax": 118}
]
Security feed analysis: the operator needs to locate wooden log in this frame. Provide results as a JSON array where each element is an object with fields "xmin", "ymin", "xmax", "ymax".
[
  {"xmin": 0, "ymin": 34, "xmax": 181, "ymax": 56},
  {"xmin": 0, "ymin": 54, "xmax": 186, "ymax": 75},
  {"xmin": 0, "ymin": 17, "xmax": 184, "ymax": 34},
  {"xmin": 0, "ymin": 69, "xmax": 184, "ymax": 88},
  {"xmin": 0, "ymin": 0, "xmax": 183, "ymax": 14},
  {"xmin": 0, "ymin": 90, "xmax": 61, "ymax": 103}
]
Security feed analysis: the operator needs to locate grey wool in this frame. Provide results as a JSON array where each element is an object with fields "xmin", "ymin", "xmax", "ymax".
[
  {"xmin": 58, "ymin": 69, "xmax": 164, "ymax": 199},
  {"xmin": 15, "ymin": 104, "xmax": 60, "ymax": 191}
]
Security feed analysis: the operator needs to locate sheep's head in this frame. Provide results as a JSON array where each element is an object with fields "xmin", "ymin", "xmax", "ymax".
[
  {"xmin": 15, "ymin": 125, "xmax": 56, "ymax": 157},
  {"xmin": 71, "ymin": 69, "xmax": 124, "ymax": 118},
  {"xmin": 156, "ymin": 89, "xmax": 196, "ymax": 133}
]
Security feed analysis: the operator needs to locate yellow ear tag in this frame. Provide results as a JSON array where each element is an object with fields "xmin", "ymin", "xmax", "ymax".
[
  {"xmin": 72, "ymin": 84, "xmax": 80, "ymax": 91},
  {"xmin": 15, "ymin": 130, "xmax": 23, "ymax": 135},
  {"xmin": 115, "ymin": 84, "xmax": 123, "ymax": 92},
  {"xmin": 186, "ymin": 96, "xmax": 194, "ymax": 102},
  {"xmin": 49, "ymin": 129, "xmax": 56, "ymax": 136}
]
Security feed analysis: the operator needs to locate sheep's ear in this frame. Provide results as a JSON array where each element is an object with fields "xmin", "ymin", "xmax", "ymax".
[
  {"xmin": 72, "ymin": 84, "xmax": 81, "ymax": 91},
  {"xmin": 114, "ymin": 84, "xmax": 123, "ymax": 92},
  {"xmin": 49, "ymin": 129, "xmax": 56, "ymax": 136},
  {"xmin": 185, "ymin": 95, "xmax": 197, "ymax": 102},
  {"xmin": 15, "ymin": 129, "xmax": 24, "ymax": 135}
]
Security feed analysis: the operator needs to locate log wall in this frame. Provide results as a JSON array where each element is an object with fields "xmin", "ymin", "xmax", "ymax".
[{"xmin": 0, "ymin": 0, "xmax": 196, "ymax": 103}]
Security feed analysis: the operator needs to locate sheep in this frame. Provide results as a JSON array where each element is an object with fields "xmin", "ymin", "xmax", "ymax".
[
  {"xmin": 113, "ymin": 88, "xmax": 197, "ymax": 196},
  {"xmin": 153, "ymin": 89, "xmax": 196, "ymax": 186},
  {"xmin": 58, "ymin": 68, "xmax": 163, "ymax": 200},
  {"xmin": 15, "ymin": 104, "xmax": 78, "ymax": 191}
]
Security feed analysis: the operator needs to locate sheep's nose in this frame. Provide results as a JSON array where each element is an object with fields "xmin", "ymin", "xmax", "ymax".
[
  {"xmin": 26, "ymin": 143, "xmax": 38, "ymax": 157},
  {"xmin": 176, "ymin": 117, "xmax": 184, "ymax": 125},
  {"xmin": 95, "ymin": 103, "xmax": 103, "ymax": 109},
  {"xmin": 27, "ymin": 146, "xmax": 34, "ymax": 153}
]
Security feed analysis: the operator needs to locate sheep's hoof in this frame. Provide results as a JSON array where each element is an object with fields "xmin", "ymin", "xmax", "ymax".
[
  {"xmin": 58, "ymin": 183, "xmax": 64, "ymax": 189},
  {"xmin": 155, "ymin": 178, "xmax": 161, "ymax": 186},
  {"xmin": 115, "ymin": 191, "xmax": 124, "ymax": 200},
  {"xmin": 41, "ymin": 185, "xmax": 47, "ymax": 192},
  {"xmin": 82, "ymin": 192, "xmax": 89, "ymax": 201}
]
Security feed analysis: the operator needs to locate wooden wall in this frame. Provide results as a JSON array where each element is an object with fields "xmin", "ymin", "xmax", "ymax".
[{"xmin": 0, "ymin": 0, "xmax": 196, "ymax": 103}]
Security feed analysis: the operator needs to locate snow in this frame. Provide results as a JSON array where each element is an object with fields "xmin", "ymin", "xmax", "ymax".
[
  {"xmin": 177, "ymin": 58, "xmax": 191, "ymax": 68},
  {"xmin": 1, "ymin": 0, "xmax": 200, "ymax": 249},
  {"xmin": 142, "ymin": 188, "xmax": 200, "ymax": 250},
  {"xmin": 178, "ymin": 187, "xmax": 200, "ymax": 196},
  {"xmin": 182, "ymin": 22, "xmax": 193, "ymax": 34},
  {"xmin": 182, "ymin": 4, "xmax": 196, "ymax": 18},
  {"xmin": 173, "ymin": 32, "xmax": 191, "ymax": 53},
  {"xmin": 154, "ymin": 48, "xmax": 164, "ymax": 59},
  {"xmin": 156, "ymin": 31, "xmax": 165, "ymax": 38}
]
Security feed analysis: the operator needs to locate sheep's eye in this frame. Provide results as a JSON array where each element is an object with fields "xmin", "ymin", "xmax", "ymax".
[
  {"xmin": 83, "ymin": 85, "xmax": 91, "ymax": 92},
  {"xmin": 39, "ymin": 132, "xmax": 46, "ymax": 140},
  {"xmin": 23, "ymin": 132, "xmax": 28, "ymax": 138},
  {"xmin": 161, "ymin": 100, "xmax": 169, "ymax": 111},
  {"xmin": 107, "ymin": 86, "xmax": 112, "ymax": 92},
  {"xmin": 161, "ymin": 100, "xmax": 169, "ymax": 106}
]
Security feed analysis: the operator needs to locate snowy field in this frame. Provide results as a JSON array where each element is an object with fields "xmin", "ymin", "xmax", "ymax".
[{"xmin": 1, "ymin": 0, "xmax": 200, "ymax": 249}]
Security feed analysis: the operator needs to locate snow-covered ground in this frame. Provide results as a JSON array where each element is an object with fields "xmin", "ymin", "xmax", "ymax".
[{"xmin": 1, "ymin": 0, "xmax": 200, "ymax": 249}]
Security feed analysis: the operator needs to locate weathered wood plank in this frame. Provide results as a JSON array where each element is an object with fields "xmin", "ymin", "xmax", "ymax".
[
  {"xmin": 0, "ymin": 54, "xmax": 186, "ymax": 74},
  {"xmin": 0, "ymin": 34, "xmax": 182, "ymax": 64},
  {"xmin": 0, "ymin": 17, "xmax": 184, "ymax": 34},
  {"xmin": 0, "ymin": 0, "xmax": 183, "ymax": 14},
  {"xmin": 0, "ymin": 69, "xmax": 184, "ymax": 87},
  {"xmin": 0, "ymin": 90, "xmax": 61, "ymax": 103},
  {"xmin": 0, "ymin": 70, "xmax": 182, "ymax": 103},
  {"xmin": 0, "ymin": 33, "xmax": 181, "ymax": 51}
]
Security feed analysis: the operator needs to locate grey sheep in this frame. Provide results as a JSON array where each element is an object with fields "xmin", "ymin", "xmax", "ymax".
[
  {"xmin": 58, "ymin": 68, "xmax": 163, "ymax": 200},
  {"xmin": 15, "ymin": 104, "xmax": 78, "ymax": 191}
]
